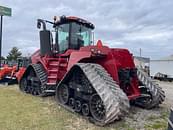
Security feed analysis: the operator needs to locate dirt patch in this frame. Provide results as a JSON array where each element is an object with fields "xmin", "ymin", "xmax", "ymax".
[
  {"xmin": 123, "ymin": 81, "xmax": 172, "ymax": 130},
  {"xmin": 158, "ymin": 81, "xmax": 173, "ymax": 107}
]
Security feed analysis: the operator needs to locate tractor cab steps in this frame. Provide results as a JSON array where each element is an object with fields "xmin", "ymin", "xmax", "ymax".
[
  {"xmin": 46, "ymin": 82, "xmax": 56, "ymax": 85},
  {"xmin": 48, "ymin": 69, "xmax": 58, "ymax": 72},
  {"xmin": 46, "ymin": 58, "xmax": 68, "ymax": 85}
]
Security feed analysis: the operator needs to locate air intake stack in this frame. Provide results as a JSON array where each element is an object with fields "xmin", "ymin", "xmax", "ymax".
[{"xmin": 37, "ymin": 19, "xmax": 52, "ymax": 56}]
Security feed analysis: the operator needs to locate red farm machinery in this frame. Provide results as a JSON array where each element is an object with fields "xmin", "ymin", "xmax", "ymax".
[
  {"xmin": 19, "ymin": 16, "xmax": 165, "ymax": 125},
  {"xmin": 0, "ymin": 58, "xmax": 29, "ymax": 85}
]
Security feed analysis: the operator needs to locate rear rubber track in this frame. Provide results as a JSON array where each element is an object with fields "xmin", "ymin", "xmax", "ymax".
[{"xmin": 136, "ymin": 68, "xmax": 165, "ymax": 109}]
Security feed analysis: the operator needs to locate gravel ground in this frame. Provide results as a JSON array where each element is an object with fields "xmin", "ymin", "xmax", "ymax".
[
  {"xmin": 123, "ymin": 80, "xmax": 173, "ymax": 130},
  {"xmin": 159, "ymin": 81, "xmax": 173, "ymax": 107}
]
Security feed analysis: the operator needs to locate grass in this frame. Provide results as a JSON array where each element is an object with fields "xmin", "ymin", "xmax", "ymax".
[
  {"xmin": 144, "ymin": 110, "xmax": 169, "ymax": 130},
  {"xmin": 0, "ymin": 85, "xmax": 169, "ymax": 130},
  {"xmin": 0, "ymin": 85, "xmax": 128, "ymax": 130},
  {"xmin": 0, "ymin": 85, "xmax": 72, "ymax": 130},
  {"xmin": 144, "ymin": 120, "xmax": 168, "ymax": 130}
]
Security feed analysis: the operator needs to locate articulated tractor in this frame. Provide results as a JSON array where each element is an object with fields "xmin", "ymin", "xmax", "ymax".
[{"xmin": 19, "ymin": 16, "xmax": 165, "ymax": 125}]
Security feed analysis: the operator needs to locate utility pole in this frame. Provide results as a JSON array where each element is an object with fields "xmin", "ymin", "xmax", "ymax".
[
  {"xmin": 0, "ymin": 6, "xmax": 12, "ymax": 67},
  {"xmin": 0, "ymin": 15, "xmax": 3, "ymax": 67},
  {"xmin": 140, "ymin": 48, "xmax": 142, "ymax": 57},
  {"xmin": 139, "ymin": 48, "xmax": 142, "ymax": 68}
]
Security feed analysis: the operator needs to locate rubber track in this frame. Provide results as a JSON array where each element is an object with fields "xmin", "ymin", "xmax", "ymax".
[
  {"xmin": 32, "ymin": 64, "xmax": 48, "ymax": 95},
  {"xmin": 57, "ymin": 63, "xmax": 130, "ymax": 125},
  {"xmin": 137, "ymin": 68, "xmax": 165, "ymax": 108}
]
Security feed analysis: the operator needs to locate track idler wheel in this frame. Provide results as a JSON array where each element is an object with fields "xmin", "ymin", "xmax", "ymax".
[
  {"xmin": 19, "ymin": 78, "xmax": 28, "ymax": 92},
  {"xmin": 89, "ymin": 94, "xmax": 105, "ymax": 122},
  {"xmin": 57, "ymin": 84, "xmax": 69, "ymax": 105},
  {"xmin": 82, "ymin": 103, "xmax": 90, "ymax": 116}
]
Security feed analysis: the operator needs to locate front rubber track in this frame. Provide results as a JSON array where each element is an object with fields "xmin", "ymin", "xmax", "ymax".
[{"xmin": 55, "ymin": 63, "xmax": 130, "ymax": 126}]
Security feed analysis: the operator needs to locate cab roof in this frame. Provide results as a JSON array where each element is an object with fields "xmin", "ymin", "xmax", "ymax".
[{"xmin": 54, "ymin": 16, "xmax": 95, "ymax": 29}]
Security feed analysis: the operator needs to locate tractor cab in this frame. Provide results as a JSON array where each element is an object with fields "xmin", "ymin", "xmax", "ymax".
[
  {"xmin": 16, "ymin": 57, "xmax": 29, "ymax": 71},
  {"xmin": 54, "ymin": 16, "xmax": 94, "ymax": 53},
  {"xmin": 37, "ymin": 16, "xmax": 94, "ymax": 55}
]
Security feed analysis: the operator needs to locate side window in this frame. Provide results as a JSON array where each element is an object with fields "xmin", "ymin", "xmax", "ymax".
[
  {"xmin": 80, "ymin": 31, "xmax": 91, "ymax": 46},
  {"xmin": 57, "ymin": 24, "xmax": 70, "ymax": 53}
]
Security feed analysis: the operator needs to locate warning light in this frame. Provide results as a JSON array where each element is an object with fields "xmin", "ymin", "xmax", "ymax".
[{"xmin": 96, "ymin": 40, "xmax": 103, "ymax": 47}]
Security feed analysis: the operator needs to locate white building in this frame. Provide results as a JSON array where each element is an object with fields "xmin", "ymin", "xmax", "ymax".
[{"xmin": 150, "ymin": 55, "xmax": 173, "ymax": 78}]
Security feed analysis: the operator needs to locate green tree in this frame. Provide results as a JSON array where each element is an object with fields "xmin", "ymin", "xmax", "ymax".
[
  {"xmin": 1, "ymin": 56, "xmax": 5, "ymax": 60},
  {"xmin": 7, "ymin": 47, "xmax": 22, "ymax": 61}
]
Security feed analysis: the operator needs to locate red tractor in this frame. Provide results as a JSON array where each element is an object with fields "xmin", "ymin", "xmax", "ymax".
[
  {"xmin": 0, "ymin": 58, "xmax": 29, "ymax": 85},
  {"xmin": 12, "ymin": 57, "xmax": 30, "ymax": 84},
  {"xmin": 0, "ymin": 64, "xmax": 16, "ymax": 84},
  {"xmin": 19, "ymin": 16, "xmax": 165, "ymax": 125}
]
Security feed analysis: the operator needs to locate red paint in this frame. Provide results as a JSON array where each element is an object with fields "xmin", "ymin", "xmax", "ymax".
[
  {"xmin": 0, "ymin": 65, "xmax": 15, "ymax": 80},
  {"xmin": 96, "ymin": 40, "xmax": 103, "ymax": 47},
  {"xmin": 15, "ymin": 67, "xmax": 26, "ymax": 82},
  {"xmin": 29, "ymin": 41, "xmax": 140, "ymax": 100}
]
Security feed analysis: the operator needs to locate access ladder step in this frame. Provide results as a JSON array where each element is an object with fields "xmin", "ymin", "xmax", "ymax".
[
  {"xmin": 48, "ymin": 76, "xmax": 57, "ymax": 79},
  {"xmin": 46, "ymin": 82, "xmax": 57, "ymax": 85},
  {"xmin": 49, "ymin": 63, "xmax": 59, "ymax": 66},
  {"xmin": 44, "ymin": 90, "xmax": 55, "ymax": 93},
  {"xmin": 48, "ymin": 69, "xmax": 58, "ymax": 72}
]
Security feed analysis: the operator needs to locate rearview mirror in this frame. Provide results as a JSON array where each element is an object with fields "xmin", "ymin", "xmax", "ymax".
[{"xmin": 37, "ymin": 21, "xmax": 41, "ymax": 29}]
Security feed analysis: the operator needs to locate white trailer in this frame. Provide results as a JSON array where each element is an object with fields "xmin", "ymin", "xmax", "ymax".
[{"xmin": 150, "ymin": 59, "xmax": 173, "ymax": 79}]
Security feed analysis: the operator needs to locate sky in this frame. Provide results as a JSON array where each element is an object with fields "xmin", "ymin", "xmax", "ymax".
[{"xmin": 0, "ymin": 0, "xmax": 173, "ymax": 59}]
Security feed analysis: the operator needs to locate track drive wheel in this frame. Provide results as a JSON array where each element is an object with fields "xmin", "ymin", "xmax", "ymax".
[{"xmin": 90, "ymin": 94, "xmax": 105, "ymax": 122}]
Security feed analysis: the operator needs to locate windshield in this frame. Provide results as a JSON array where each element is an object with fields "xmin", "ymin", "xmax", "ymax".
[
  {"xmin": 56, "ymin": 22, "xmax": 92, "ymax": 53},
  {"xmin": 71, "ymin": 22, "xmax": 92, "ymax": 47}
]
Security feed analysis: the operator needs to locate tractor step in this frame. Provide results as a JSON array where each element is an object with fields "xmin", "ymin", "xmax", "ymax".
[
  {"xmin": 46, "ymin": 82, "xmax": 56, "ymax": 85},
  {"xmin": 48, "ymin": 76, "xmax": 57, "ymax": 79},
  {"xmin": 49, "ymin": 63, "xmax": 59, "ymax": 66},
  {"xmin": 44, "ymin": 90, "xmax": 55, "ymax": 93},
  {"xmin": 48, "ymin": 69, "xmax": 58, "ymax": 72}
]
